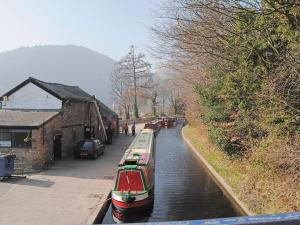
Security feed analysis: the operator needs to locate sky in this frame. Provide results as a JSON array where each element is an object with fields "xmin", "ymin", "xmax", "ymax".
[{"xmin": 0, "ymin": 0, "xmax": 163, "ymax": 62}]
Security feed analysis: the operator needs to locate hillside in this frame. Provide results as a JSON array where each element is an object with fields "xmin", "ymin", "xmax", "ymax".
[{"xmin": 0, "ymin": 45, "xmax": 115, "ymax": 105}]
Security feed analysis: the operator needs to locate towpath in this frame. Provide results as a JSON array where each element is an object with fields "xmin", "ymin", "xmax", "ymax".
[{"xmin": 0, "ymin": 124, "xmax": 143, "ymax": 225}]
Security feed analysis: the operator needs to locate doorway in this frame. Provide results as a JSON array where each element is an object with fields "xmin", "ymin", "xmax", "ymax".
[{"xmin": 53, "ymin": 135, "xmax": 62, "ymax": 160}]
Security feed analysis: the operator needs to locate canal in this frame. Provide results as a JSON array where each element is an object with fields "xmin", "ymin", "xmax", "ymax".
[{"xmin": 101, "ymin": 124, "xmax": 240, "ymax": 223}]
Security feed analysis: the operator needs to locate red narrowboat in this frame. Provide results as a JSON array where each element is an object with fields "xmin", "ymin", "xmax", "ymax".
[{"xmin": 112, "ymin": 129, "xmax": 155, "ymax": 213}]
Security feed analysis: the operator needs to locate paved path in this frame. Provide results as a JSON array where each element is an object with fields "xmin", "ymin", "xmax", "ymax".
[{"xmin": 0, "ymin": 124, "xmax": 143, "ymax": 225}]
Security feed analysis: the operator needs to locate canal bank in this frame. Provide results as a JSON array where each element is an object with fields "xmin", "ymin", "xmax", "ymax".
[
  {"xmin": 182, "ymin": 124, "xmax": 300, "ymax": 215},
  {"xmin": 101, "ymin": 124, "xmax": 240, "ymax": 224},
  {"xmin": 181, "ymin": 125, "xmax": 252, "ymax": 216}
]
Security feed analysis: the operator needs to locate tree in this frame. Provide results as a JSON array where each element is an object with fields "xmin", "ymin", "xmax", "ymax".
[
  {"xmin": 165, "ymin": 79, "xmax": 185, "ymax": 115},
  {"xmin": 111, "ymin": 65, "xmax": 132, "ymax": 119},
  {"xmin": 113, "ymin": 45, "xmax": 154, "ymax": 119},
  {"xmin": 150, "ymin": 90, "xmax": 159, "ymax": 117},
  {"xmin": 142, "ymin": 78, "xmax": 160, "ymax": 117},
  {"xmin": 153, "ymin": 0, "xmax": 300, "ymax": 154}
]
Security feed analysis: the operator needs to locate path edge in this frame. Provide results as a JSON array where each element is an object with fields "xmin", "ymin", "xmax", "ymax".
[{"xmin": 87, "ymin": 191, "xmax": 112, "ymax": 225}]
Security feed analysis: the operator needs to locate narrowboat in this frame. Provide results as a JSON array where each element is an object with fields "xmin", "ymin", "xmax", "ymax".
[
  {"xmin": 112, "ymin": 129, "xmax": 155, "ymax": 213},
  {"xmin": 144, "ymin": 121, "xmax": 161, "ymax": 136},
  {"xmin": 155, "ymin": 120, "xmax": 163, "ymax": 129},
  {"xmin": 162, "ymin": 118, "xmax": 173, "ymax": 127}
]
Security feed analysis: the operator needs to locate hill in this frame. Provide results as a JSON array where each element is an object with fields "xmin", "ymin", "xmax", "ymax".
[{"xmin": 0, "ymin": 45, "xmax": 115, "ymax": 105}]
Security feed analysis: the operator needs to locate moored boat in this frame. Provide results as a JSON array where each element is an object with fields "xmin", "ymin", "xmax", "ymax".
[
  {"xmin": 162, "ymin": 117, "xmax": 173, "ymax": 127},
  {"xmin": 144, "ymin": 120, "xmax": 161, "ymax": 136},
  {"xmin": 112, "ymin": 128, "xmax": 155, "ymax": 213}
]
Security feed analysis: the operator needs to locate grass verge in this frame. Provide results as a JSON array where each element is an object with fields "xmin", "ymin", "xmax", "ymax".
[{"xmin": 182, "ymin": 123, "xmax": 300, "ymax": 215}]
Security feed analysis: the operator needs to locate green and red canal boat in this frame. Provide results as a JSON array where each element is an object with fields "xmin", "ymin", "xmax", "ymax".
[{"xmin": 112, "ymin": 128, "xmax": 155, "ymax": 214}]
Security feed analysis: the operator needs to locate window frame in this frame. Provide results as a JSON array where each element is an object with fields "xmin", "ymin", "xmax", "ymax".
[{"xmin": 0, "ymin": 129, "xmax": 32, "ymax": 149}]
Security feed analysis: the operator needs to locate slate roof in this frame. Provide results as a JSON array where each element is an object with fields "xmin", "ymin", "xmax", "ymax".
[
  {"xmin": 1, "ymin": 77, "xmax": 93, "ymax": 102},
  {"xmin": 0, "ymin": 110, "xmax": 60, "ymax": 128},
  {"xmin": 0, "ymin": 77, "xmax": 118, "ymax": 120},
  {"xmin": 97, "ymin": 100, "xmax": 118, "ymax": 119}
]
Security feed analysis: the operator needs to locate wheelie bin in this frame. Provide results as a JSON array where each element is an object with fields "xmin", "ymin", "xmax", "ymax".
[{"xmin": 0, "ymin": 154, "xmax": 16, "ymax": 180}]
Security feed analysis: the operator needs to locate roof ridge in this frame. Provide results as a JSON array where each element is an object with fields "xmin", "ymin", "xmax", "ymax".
[
  {"xmin": 1, "ymin": 77, "xmax": 93, "ymax": 102},
  {"xmin": 29, "ymin": 77, "xmax": 79, "ymax": 88}
]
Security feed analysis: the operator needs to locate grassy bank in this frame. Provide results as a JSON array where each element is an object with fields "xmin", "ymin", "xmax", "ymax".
[{"xmin": 183, "ymin": 124, "xmax": 300, "ymax": 215}]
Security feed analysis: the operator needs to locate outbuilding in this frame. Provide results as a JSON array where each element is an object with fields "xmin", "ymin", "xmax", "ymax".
[{"xmin": 0, "ymin": 77, "xmax": 117, "ymax": 172}]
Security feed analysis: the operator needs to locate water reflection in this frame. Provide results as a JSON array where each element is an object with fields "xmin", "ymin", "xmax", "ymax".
[{"xmin": 101, "ymin": 124, "xmax": 239, "ymax": 224}]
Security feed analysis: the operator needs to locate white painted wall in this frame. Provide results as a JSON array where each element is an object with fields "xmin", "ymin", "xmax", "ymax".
[{"xmin": 1, "ymin": 82, "xmax": 62, "ymax": 110}]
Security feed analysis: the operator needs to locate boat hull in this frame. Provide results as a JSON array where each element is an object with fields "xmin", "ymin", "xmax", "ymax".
[
  {"xmin": 112, "ymin": 202, "xmax": 154, "ymax": 223},
  {"xmin": 112, "ymin": 188, "xmax": 154, "ymax": 213}
]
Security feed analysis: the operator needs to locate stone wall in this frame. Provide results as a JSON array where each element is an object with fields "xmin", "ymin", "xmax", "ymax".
[
  {"xmin": 0, "ymin": 100, "xmax": 108, "ymax": 172},
  {"xmin": 61, "ymin": 101, "xmax": 87, "ymax": 158},
  {"xmin": 41, "ymin": 113, "xmax": 62, "ymax": 165},
  {"xmin": 0, "ymin": 113, "xmax": 62, "ymax": 172}
]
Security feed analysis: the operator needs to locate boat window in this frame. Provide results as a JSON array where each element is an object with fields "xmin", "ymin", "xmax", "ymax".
[{"xmin": 125, "ymin": 160, "xmax": 137, "ymax": 165}]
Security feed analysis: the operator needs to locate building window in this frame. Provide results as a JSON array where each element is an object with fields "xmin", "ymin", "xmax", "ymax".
[
  {"xmin": 0, "ymin": 132, "xmax": 11, "ymax": 147},
  {"xmin": 0, "ymin": 129, "xmax": 32, "ymax": 148}
]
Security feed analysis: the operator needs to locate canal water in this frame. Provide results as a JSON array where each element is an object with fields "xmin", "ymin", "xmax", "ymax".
[{"xmin": 101, "ymin": 124, "xmax": 239, "ymax": 224}]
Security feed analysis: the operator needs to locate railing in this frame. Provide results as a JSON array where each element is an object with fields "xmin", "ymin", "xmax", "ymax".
[
  {"xmin": 100, "ymin": 212, "xmax": 300, "ymax": 225},
  {"xmin": 187, "ymin": 212, "xmax": 300, "ymax": 225}
]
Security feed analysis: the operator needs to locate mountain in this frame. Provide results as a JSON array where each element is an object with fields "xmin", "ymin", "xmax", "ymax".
[{"xmin": 0, "ymin": 45, "xmax": 115, "ymax": 105}]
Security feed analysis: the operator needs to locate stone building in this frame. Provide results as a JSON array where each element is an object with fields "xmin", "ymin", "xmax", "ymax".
[{"xmin": 0, "ymin": 77, "xmax": 117, "ymax": 171}]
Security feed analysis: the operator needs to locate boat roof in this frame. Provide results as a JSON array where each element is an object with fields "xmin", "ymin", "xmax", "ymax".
[
  {"xmin": 130, "ymin": 129, "xmax": 153, "ymax": 149},
  {"xmin": 119, "ymin": 129, "xmax": 154, "ymax": 166}
]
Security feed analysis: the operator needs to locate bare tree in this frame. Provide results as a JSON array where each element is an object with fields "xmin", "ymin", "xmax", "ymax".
[
  {"xmin": 114, "ymin": 45, "xmax": 154, "ymax": 118},
  {"xmin": 143, "ymin": 78, "xmax": 160, "ymax": 117},
  {"xmin": 165, "ymin": 79, "xmax": 185, "ymax": 115},
  {"xmin": 150, "ymin": 90, "xmax": 159, "ymax": 117},
  {"xmin": 111, "ymin": 66, "xmax": 133, "ymax": 119}
]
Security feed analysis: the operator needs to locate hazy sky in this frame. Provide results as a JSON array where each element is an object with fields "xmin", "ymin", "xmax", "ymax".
[{"xmin": 0, "ymin": 0, "xmax": 162, "ymax": 61}]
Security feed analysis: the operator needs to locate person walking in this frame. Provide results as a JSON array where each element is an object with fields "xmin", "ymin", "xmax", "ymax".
[
  {"xmin": 123, "ymin": 123, "xmax": 129, "ymax": 136},
  {"xmin": 131, "ymin": 121, "xmax": 136, "ymax": 136}
]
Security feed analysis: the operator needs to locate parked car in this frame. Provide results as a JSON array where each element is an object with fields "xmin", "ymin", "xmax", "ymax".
[{"xmin": 74, "ymin": 139, "xmax": 105, "ymax": 159}]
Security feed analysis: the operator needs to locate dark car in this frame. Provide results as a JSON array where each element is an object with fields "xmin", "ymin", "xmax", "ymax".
[{"xmin": 74, "ymin": 139, "xmax": 105, "ymax": 159}]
